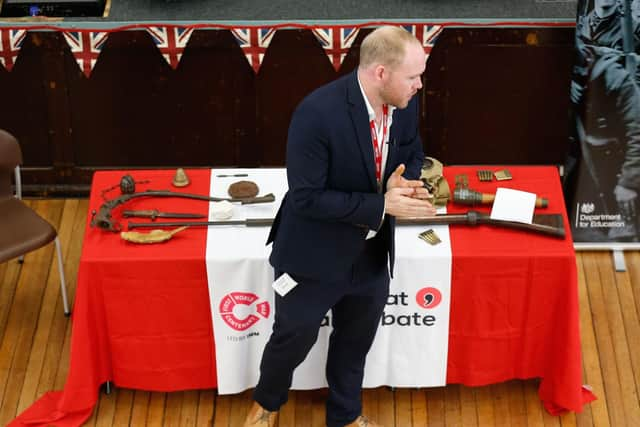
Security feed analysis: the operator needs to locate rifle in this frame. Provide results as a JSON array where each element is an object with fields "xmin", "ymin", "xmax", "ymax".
[
  {"xmin": 91, "ymin": 190, "xmax": 275, "ymax": 232},
  {"xmin": 397, "ymin": 211, "xmax": 565, "ymax": 238},
  {"xmin": 126, "ymin": 210, "xmax": 566, "ymax": 238}
]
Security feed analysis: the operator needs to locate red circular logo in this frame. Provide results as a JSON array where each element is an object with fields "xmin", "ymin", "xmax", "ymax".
[
  {"xmin": 219, "ymin": 292, "xmax": 270, "ymax": 331},
  {"xmin": 415, "ymin": 287, "xmax": 442, "ymax": 309}
]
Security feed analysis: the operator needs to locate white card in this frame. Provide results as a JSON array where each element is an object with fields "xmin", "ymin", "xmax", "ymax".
[
  {"xmin": 272, "ymin": 272, "xmax": 299, "ymax": 297},
  {"xmin": 490, "ymin": 187, "xmax": 536, "ymax": 224}
]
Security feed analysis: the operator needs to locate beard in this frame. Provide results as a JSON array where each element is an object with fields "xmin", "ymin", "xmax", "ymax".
[{"xmin": 380, "ymin": 84, "xmax": 410, "ymax": 109}]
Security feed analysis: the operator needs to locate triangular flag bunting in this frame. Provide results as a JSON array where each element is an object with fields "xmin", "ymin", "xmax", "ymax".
[
  {"xmin": 0, "ymin": 29, "xmax": 26, "ymax": 72},
  {"xmin": 231, "ymin": 27, "xmax": 276, "ymax": 73},
  {"xmin": 62, "ymin": 31, "xmax": 108, "ymax": 78},
  {"xmin": 145, "ymin": 26, "xmax": 194, "ymax": 70},
  {"xmin": 311, "ymin": 26, "xmax": 359, "ymax": 71},
  {"xmin": 403, "ymin": 24, "xmax": 443, "ymax": 59}
]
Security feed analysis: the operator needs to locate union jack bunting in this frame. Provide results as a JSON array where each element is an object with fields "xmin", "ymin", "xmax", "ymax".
[
  {"xmin": 62, "ymin": 31, "xmax": 108, "ymax": 77},
  {"xmin": 231, "ymin": 27, "xmax": 276, "ymax": 73},
  {"xmin": 145, "ymin": 26, "xmax": 194, "ymax": 70},
  {"xmin": 311, "ymin": 27, "xmax": 359, "ymax": 71},
  {"xmin": 0, "ymin": 29, "xmax": 26, "ymax": 72},
  {"xmin": 403, "ymin": 24, "xmax": 444, "ymax": 59}
]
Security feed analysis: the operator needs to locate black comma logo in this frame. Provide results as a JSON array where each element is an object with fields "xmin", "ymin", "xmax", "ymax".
[{"xmin": 415, "ymin": 287, "xmax": 442, "ymax": 309}]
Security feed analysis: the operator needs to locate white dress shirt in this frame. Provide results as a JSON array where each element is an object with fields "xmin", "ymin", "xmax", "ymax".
[{"xmin": 357, "ymin": 75, "xmax": 396, "ymax": 238}]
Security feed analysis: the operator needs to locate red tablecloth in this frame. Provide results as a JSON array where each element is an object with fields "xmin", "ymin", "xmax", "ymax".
[{"xmin": 11, "ymin": 166, "xmax": 595, "ymax": 426}]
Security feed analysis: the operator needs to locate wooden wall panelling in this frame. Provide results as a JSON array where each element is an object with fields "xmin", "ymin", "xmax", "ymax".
[
  {"xmin": 255, "ymin": 29, "xmax": 343, "ymax": 166},
  {"xmin": 67, "ymin": 29, "xmax": 256, "ymax": 185},
  {"xmin": 423, "ymin": 27, "xmax": 575, "ymax": 166},
  {"xmin": 0, "ymin": 27, "xmax": 578, "ymax": 196},
  {"xmin": 0, "ymin": 32, "xmax": 70, "ymax": 195}
]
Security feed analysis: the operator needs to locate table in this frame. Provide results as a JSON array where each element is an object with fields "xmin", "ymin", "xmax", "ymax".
[{"xmin": 11, "ymin": 166, "xmax": 595, "ymax": 427}]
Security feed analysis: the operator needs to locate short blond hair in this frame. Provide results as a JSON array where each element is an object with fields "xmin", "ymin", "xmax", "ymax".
[{"xmin": 359, "ymin": 26, "xmax": 420, "ymax": 69}]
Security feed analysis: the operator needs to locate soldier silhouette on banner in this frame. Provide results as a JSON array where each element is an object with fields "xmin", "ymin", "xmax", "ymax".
[{"xmin": 567, "ymin": 0, "xmax": 640, "ymax": 242}]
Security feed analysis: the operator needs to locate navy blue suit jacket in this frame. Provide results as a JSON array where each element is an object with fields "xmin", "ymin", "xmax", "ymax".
[{"xmin": 267, "ymin": 70, "xmax": 425, "ymax": 281}]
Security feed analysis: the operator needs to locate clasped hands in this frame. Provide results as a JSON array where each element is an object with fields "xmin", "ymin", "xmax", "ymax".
[{"xmin": 384, "ymin": 164, "xmax": 437, "ymax": 218}]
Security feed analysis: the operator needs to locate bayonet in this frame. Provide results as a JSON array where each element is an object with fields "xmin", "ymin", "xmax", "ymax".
[{"xmin": 122, "ymin": 209, "xmax": 207, "ymax": 220}]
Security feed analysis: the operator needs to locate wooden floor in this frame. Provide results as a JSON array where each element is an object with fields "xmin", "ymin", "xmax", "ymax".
[{"xmin": 1, "ymin": 198, "xmax": 640, "ymax": 426}]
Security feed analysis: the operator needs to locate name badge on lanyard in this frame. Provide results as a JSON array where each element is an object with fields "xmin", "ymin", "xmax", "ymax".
[{"xmin": 369, "ymin": 104, "xmax": 389, "ymax": 193}]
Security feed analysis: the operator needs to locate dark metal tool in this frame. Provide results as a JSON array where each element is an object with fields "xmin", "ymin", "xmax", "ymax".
[
  {"xmin": 91, "ymin": 190, "xmax": 275, "ymax": 231},
  {"xmin": 122, "ymin": 209, "xmax": 207, "ymax": 221},
  {"xmin": 128, "ymin": 218, "xmax": 274, "ymax": 229}
]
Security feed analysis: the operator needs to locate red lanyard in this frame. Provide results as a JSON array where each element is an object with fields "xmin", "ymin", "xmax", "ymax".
[{"xmin": 369, "ymin": 104, "xmax": 388, "ymax": 183}]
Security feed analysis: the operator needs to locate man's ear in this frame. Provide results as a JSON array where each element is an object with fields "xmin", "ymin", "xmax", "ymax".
[{"xmin": 374, "ymin": 64, "xmax": 386, "ymax": 81}]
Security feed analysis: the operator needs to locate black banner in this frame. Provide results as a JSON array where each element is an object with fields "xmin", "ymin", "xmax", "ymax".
[{"xmin": 566, "ymin": 0, "xmax": 640, "ymax": 244}]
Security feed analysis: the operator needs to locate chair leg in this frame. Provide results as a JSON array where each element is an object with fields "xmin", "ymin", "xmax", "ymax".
[
  {"xmin": 54, "ymin": 237, "xmax": 71, "ymax": 316},
  {"xmin": 15, "ymin": 165, "xmax": 22, "ymax": 200},
  {"xmin": 15, "ymin": 167, "xmax": 23, "ymax": 264}
]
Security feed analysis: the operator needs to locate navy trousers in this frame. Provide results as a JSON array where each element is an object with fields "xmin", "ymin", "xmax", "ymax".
[{"xmin": 253, "ymin": 238, "xmax": 390, "ymax": 427}]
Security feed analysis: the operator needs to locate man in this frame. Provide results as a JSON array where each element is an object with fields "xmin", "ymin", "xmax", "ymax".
[
  {"xmin": 571, "ymin": 0, "xmax": 623, "ymax": 105},
  {"xmin": 242, "ymin": 26, "xmax": 437, "ymax": 427}
]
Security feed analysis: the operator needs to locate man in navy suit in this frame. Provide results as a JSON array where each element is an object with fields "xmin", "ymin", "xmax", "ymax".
[{"xmin": 243, "ymin": 26, "xmax": 437, "ymax": 427}]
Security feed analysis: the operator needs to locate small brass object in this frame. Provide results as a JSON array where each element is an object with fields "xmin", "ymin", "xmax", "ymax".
[
  {"xmin": 172, "ymin": 168, "xmax": 190, "ymax": 187},
  {"xmin": 418, "ymin": 229, "xmax": 441, "ymax": 245},
  {"xmin": 494, "ymin": 169, "xmax": 513, "ymax": 181},
  {"xmin": 455, "ymin": 174, "xmax": 469, "ymax": 189},
  {"xmin": 477, "ymin": 170, "xmax": 493, "ymax": 182}
]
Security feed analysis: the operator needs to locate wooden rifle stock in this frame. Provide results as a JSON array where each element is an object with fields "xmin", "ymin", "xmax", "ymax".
[{"xmin": 128, "ymin": 210, "xmax": 565, "ymax": 238}]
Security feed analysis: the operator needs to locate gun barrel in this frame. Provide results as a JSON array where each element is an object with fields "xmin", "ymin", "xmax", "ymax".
[
  {"xmin": 125, "ymin": 211, "xmax": 565, "ymax": 238},
  {"xmin": 128, "ymin": 218, "xmax": 274, "ymax": 229}
]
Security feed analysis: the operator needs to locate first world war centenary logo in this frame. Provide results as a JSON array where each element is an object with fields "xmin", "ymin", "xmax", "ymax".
[{"xmin": 219, "ymin": 292, "xmax": 270, "ymax": 331}]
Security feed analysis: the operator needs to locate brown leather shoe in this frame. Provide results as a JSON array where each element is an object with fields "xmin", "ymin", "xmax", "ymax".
[
  {"xmin": 344, "ymin": 415, "xmax": 383, "ymax": 427},
  {"xmin": 242, "ymin": 401, "xmax": 278, "ymax": 427}
]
